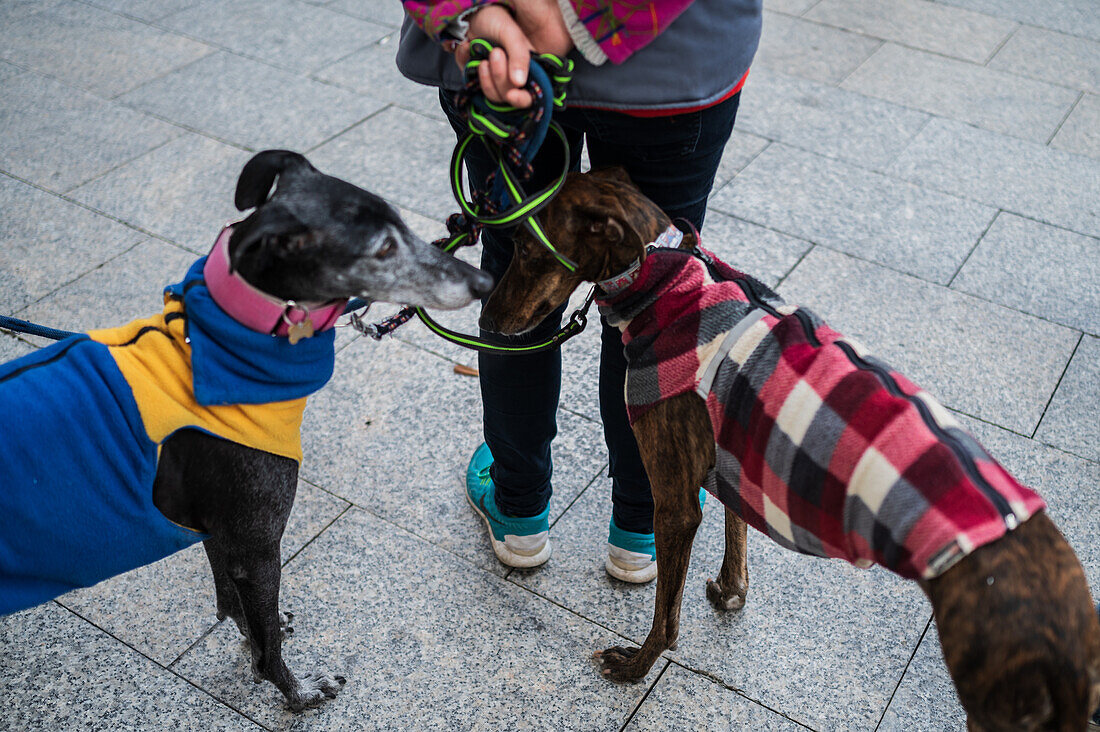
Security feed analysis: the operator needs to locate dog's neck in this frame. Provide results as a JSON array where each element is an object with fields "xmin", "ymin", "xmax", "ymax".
[
  {"xmin": 595, "ymin": 223, "xmax": 684, "ymax": 299},
  {"xmin": 204, "ymin": 226, "xmax": 346, "ymax": 342}
]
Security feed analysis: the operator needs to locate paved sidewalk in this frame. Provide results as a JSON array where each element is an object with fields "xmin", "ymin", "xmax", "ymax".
[{"xmin": 1, "ymin": 0, "xmax": 1097, "ymax": 729}]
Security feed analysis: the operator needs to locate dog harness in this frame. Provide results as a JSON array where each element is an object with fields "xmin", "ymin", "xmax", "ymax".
[
  {"xmin": 597, "ymin": 245, "xmax": 1046, "ymax": 580},
  {"xmin": 0, "ymin": 238, "xmax": 339, "ymax": 614}
]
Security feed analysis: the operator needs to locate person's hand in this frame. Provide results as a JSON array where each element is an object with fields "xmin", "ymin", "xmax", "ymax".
[
  {"xmin": 512, "ymin": 0, "xmax": 573, "ymax": 58},
  {"xmin": 454, "ymin": 4, "xmax": 535, "ymax": 107}
]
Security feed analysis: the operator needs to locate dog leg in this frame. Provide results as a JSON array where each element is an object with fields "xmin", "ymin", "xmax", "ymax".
[
  {"xmin": 597, "ymin": 394, "xmax": 714, "ymax": 682},
  {"xmin": 204, "ymin": 539, "xmax": 295, "ymax": 639},
  {"xmin": 224, "ymin": 545, "xmax": 345, "ymax": 711},
  {"xmin": 706, "ymin": 508, "xmax": 748, "ymax": 611},
  {"xmin": 924, "ymin": 512, "xmax": 1100, "ymax": 731}
]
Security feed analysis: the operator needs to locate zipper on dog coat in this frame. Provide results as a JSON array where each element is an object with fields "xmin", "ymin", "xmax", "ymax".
[{"xmin": 597, "ymin": 247, "xmax": 1045, "ymax": 580}]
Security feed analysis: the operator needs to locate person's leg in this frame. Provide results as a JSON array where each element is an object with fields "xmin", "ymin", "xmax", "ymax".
[
  {"xmin": 439, "ymin": 91, "xmax": 584, "ymax": 518},
  {"xmin": 583, "ymin": 94, "xmax": 742, "ymax": 536}
]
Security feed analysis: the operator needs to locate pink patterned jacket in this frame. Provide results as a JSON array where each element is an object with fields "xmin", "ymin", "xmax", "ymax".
[{"xmin": 402, "ymin": 0, "xmax": 694, "ymax": 65}]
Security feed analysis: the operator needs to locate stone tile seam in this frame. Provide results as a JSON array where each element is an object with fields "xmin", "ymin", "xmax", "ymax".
[
  {"xmin": 878, "ymin": 114, "xmax": 934, "ymax": 172},
  {"xmin": 0, "ymin": 166, "xmax": 219, "ymax": 263},
  {"xmin": 49, "ymin": 599, "xmax": 268, "ymax": 729},
  {"xmin": 946, "ymin": 207, "xmax": 1003, "ymax": 287},
  {"xmin": 1047, "ymin": 91, "xmax": 1087, "ymax": 146},
  {"xmin": 662, "ymin": 657, "xmax": 819, "ymax": 731},
  {"xmin": 834, "ymin": 37, "xmax": 887, "ymax": 88},
  {"xmin": 72, "ymin": 0, "xmax": 201, "ymax": 26},
  {"xmin": 945, "ymin": 400, "xmax": 1100, "ymax": 469},
  {"xmin": 323, "ymin": 2, "xmax": 402, "ymax": 29},
  {"xmin": 873, "ymin": 613, "xmax": 934, "ymax": 731},
  {"xmin": 713, "ymin": 139, "xmax": 1100, "ymax": 250},
  {"xmin": 978, "ymin": 19, "xmax": 1021, "ymax": 66},
  {"xmin": 1030, "ymin": 331, "xmax": 1085, "ymax": 441},
  {"xmin": 774, "ymin": 243, "xmax": 818, "ymax": 291},
  {"xmin": 304, "ymin": 101, "xmax": 395, "ymax": 154},
  {"xmin": 618, "ymin": 659, "xmax": 672, "ymax": 731}
]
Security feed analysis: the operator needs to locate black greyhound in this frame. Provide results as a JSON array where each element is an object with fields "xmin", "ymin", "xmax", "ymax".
[{"xmin": 0, "ymin": 150, "xmax": 493, "ymax": 710}]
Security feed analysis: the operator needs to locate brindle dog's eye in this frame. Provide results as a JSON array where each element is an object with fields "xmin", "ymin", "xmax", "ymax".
[{"xmin": 376, "ymin": 236, "xmax": 397, "ymax": 259}]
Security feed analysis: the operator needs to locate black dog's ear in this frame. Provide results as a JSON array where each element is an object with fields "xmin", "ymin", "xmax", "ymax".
[
  {"xmin": 227, "ymin": 206, "xmax": 308, "ymax": 273},
  {"xmin": 234, "ymin": 150, "xmax": 314, "ymax": 211}
]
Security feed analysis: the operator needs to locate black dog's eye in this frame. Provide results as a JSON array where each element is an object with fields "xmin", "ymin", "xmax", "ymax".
[{"xmin": 376, "ymin": 236, "xmax": 397, "ymax": 259}]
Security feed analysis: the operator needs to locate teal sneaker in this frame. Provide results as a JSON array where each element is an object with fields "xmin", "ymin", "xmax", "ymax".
[
  {"xmin": 465, "ymin": 443, "xmax": 551, "ymax": 568},
  {"xmin": 606, "ymin": 489, "xmax": 706, "ymax": 583}
]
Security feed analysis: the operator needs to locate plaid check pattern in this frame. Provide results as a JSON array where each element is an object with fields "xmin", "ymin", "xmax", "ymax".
[{"xmin": 597, "ymin": 248, "xmax": 1046, "ymax": 580}]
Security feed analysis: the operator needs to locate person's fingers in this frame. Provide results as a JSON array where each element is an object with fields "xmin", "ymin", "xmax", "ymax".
[
  {"xmin": 478, "ymin": 58, "xmax": 504, "ymax": 102},
  {"xmin": 495, "ymin": 22, "xmax": 530, "ymax": 87}
]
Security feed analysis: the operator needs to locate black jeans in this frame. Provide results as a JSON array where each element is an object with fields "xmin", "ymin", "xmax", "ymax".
[{"xmin": 441, "ymin": 90, "xmax": 741, "ymax": 534}]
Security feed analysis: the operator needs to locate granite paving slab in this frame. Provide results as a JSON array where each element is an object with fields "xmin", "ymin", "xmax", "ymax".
[
  {"xmin": 626, "ymin": 664, "xmax": 807, "ymax": 731},
  {"xmin": 56, "ymin": 481, "xmax": 349, "ymax": 667},
  {"xmin": 932, "ymin": 0, "xmax": 1100, "ymax": 42},
  {"xmin": 118, "ymin": 52, "xmax": 384, "ymax": 152},
  {"xmin": 0, "ymin": 59, "xmax": 24, "ymax": 83},
  {"xmin": 313, "ymin": 33, "xmax": 444, "ymax": 121},
  {"xmin": 308, "ymin": 105, "xmax": 456, "ymax": 221},
  {"xmin": 325, "ymin": 0, "xmax": 406, "ymax": 29},
  {"xmin": 82, "ymin": 0, "xmax": 200, "ymax": 22},
  {"xmin": 159, "ymin": 0, "xmax": 389, "ymax": 75},
  {"xmin": 841, "ymin": 43, "xmax": 1078, "ymax": 142},
  {"xmin": 0, "ymin": 174, "xmax": 145, "ymax": 313},
  {"xmin": 806, "ymin": 0, "xmax": 1017, "ymax": 63},
  {"xmin": 778, "ymin": 247, "xmax": 1080, "ymax": 434},
  {"xmin": 513, "ymin": 467, "xmax": 929, "ymax": 731},
  {"xmin": 710, "ymin": 143, "xmax": 996, "ymax": 283},
  {"xmin": 765, "ymin": 0, "xmax": 819, "ymax": 16},
  {"xmin": 951, "ymin": 213, "xmax": 1100, "ymax": 333},
  {"xmin": 737, "ymin": 68, "xmax": 930, "ymax": 170},
  {"xmin": 299, "ymin": 336, "xmax": 608, "ymax": 576},
  {"xmin": 16, "ymin": 238, "xmax": 195, "ymax": 347},
  {"xmin": 989, "ymin": 25, "xmax": 1100, "ymax": 95},
  {"xmin": 1052, "ymin": 94, "xmax": 1100, "ymax": 160},
  {"xmin": 172, "ymin": 507, "xmax": 659, "ymax": 730},
  {"xmin": 0, "ymin": 332, "xmax": 34, "ymax": 361},
  {"xmin": 754, "ymin": 10, "xmax": 882, "ymax": 85},
  {"xmin": 887, "ymin": 118, "xmax": 1100, "ymax": 238},
  {"xmin": 68, "ymin": 133, "xmax": 252, "ymax": 253},
  {"xmin": 882, "ymin": 412, "xmax": 1100, "ymax": 729},
  {"xmin": 699, "ymin": 209, "xmax": 812, "ymax": 289},
  {"xmin": 712, "ymin": 129, "xmax": 769, "ymax": 191},
  {"xmin": 1035, "ymin": 335, "xmax": 1100, "ymax": 462},
  {"xmin": 0, "ymin": 602, "xmax": 261, "ymax": 731},
  {"xmin": 0, "ymin": 0, "xmax": 213, "ymax": 98},
  {"xmin": 0, "ymin": 72, "xmax": 181, "ymax": 192}
]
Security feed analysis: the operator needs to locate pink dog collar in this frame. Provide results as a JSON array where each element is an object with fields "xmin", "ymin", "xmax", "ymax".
[{"xmin": 203, "ymin": 226, "xmax": 347, "ymax": 342}]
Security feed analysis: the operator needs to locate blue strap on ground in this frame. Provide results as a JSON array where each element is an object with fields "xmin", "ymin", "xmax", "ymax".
[{"xmin": 0, "ymin": 315, "xmax": 79, "ymax": 342}]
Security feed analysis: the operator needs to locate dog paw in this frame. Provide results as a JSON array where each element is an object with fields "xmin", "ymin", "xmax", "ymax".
[
  {"xmin": 287, "ymin": 672, "xmax": 346, "ymax": 711},
  {"xmin": 593, "ymin": 646, "xmax": 646, "ymax": 683},
  {"xmin": 279, "ymin": 611, "xmax": 295, "ymax": 638},
  {"xmin": 706, "ymin": 578, "xmax": 746, "ymax": 611}
]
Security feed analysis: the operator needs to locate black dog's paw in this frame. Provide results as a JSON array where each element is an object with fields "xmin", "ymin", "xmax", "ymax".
[
  {"xmin": 706, "ymin": 578, "xmax": 746, "ymax": 611},
  {"xmin": 287, "ymin": 672, "xmax": 346, "ymax": 711},
  {"xmin": 593, "ymin": 646, "xmax": 645, "ymax": 683},
  {"xmin": 279, "ymin": 611, "xmax": 295, "ymax": 637}
]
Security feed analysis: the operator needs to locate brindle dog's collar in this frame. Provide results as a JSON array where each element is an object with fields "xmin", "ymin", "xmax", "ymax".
[
  {"xmin": 203, "ymin": 226, "xmax": 347, "ymax": 343},
  {"xmin": 595, "ymin": 225, "xmax": 684, "ymax": 296}
]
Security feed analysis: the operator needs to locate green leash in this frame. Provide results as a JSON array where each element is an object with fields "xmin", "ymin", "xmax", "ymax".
[{"xmin": 355, "ymin": 44, "xmax": 594, "ymax": 355}]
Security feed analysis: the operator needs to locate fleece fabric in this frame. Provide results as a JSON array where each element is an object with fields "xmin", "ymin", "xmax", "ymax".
[
  {"xmin": 0, "ymin": 256, "xmax": 335, "ymax": 614},
  {"xmin": 597, "ymin": 247, "xmax": 1046, "ymax": 580}
]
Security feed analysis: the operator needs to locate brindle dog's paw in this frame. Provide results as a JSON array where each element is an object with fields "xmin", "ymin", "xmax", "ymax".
[
  {"xmin": 287, "ymin": 672, "xmax": 346, "ymax": 711},
  {"xmin": 706, "ymin": 578, "xmax": 746, "ymax": 611},
  {"xmin": 593, "ymin": 647, "xmax": 646, "ymax": 683}
]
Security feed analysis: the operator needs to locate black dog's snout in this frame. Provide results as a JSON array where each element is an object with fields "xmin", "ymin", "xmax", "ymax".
[{"xmin": 470, "ymin": 270, "xmax": 495, "ymax": 298}]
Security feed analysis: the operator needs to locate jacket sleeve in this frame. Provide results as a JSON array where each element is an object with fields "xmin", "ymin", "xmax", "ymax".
[
  {"xmin": 558, "ymin": 0, "xmax": 695, "ymax": 66},
  {"xmin": 402, "ymin": 0, "xmax": 515, "ymax": 42}
]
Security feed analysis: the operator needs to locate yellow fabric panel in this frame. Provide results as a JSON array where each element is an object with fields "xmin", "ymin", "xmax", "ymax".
[{"xmin": 88, "ymin": 297, "xmax": 305, "ymax": 463}]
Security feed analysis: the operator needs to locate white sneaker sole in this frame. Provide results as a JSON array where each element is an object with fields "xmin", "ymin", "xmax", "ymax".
[
  {"xmin": 465, "ymin": 488, "xmax": 551, "ymax": 568},
  {"xmin": 605, "ymin": 555, "xmax": 657, "ymax": 584}
]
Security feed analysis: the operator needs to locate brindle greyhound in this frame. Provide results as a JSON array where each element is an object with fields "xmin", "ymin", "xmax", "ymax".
[
  {"xmin": 0, "ymin": 150, "xmax": 493, "ymax": 710},
  {"xmin": 479, "ymin": 167, "xmax": 1100, "ymax": 731}
]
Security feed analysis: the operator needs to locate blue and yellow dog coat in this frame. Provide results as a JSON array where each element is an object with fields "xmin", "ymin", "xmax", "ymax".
[{"xmin": 0, "ymin": 257, "xmax": 337, "ymax": 615}]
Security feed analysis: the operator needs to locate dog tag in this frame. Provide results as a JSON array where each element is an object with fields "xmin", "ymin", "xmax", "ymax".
[{"xmin": 287, "ymin": 319, "xmax": 314, "ymax": 345}]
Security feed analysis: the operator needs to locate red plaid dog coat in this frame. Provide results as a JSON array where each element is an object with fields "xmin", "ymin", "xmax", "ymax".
[{"xmin": 597, "ymin": 244, "xmax": 1046, "ymax": 580}]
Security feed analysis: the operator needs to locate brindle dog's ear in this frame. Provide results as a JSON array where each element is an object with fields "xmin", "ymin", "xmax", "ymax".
[
  {"xmin": 588, "ymin": 166, "xmax": 633, "ymax": 185},
  {"xmin": 583, "ymin": 212, "xmax": 625, "ymax": 244},
  {"xmin": 234, "ymin": 150, "xmax": 313, "ymax": 211}
]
